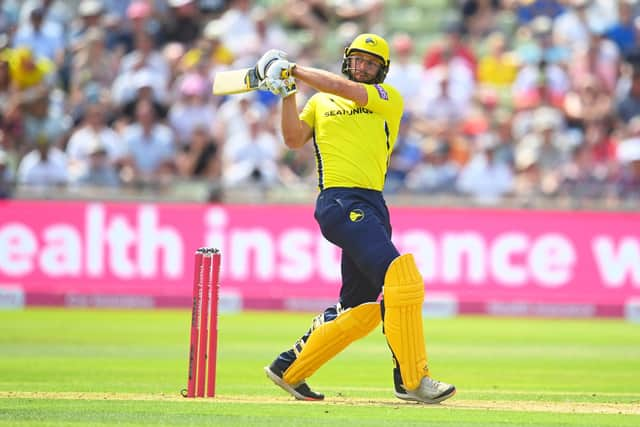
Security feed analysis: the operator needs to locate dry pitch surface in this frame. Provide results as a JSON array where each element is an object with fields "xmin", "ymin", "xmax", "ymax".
[{"xmin": 2, "ymin": 391, "xmax": 638, "ymax": 415}]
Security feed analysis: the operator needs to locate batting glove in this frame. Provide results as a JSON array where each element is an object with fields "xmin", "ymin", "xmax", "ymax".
[
  {"xmin": 261, "ymin": 76, "xmax": 297, "ymax": 98},
  {"xmin": 258, "ymin": 59, "xmax": 297, "ymax": 97},
  {"xmin": 256, "ymin": 49, "xmax": 289, "ymax": 80},
  {"xmin": 265, "ymin": 59, "xmax": 295, "ymax": 81}
]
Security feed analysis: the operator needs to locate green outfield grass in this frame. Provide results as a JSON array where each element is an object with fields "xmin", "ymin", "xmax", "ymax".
[{"xmin": 0, "ymin": 309, "xmax": 639, "ymax": 426}]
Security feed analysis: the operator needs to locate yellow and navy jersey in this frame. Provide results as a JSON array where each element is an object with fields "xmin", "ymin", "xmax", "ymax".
[{"xmin": 299, "ymin": 83, "xmax": 403, "ymax": 191}]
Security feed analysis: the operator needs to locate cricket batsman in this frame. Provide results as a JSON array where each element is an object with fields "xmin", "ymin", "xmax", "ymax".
[{"xmin": 256, "ymin": 33, "xmax": 456, "ymax": 404}]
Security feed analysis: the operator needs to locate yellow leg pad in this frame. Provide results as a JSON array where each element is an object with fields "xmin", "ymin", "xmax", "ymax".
[
  {"xmin": 383, "ymin": 254, "xmax": 429, "ymax": 391},
  {"xmin": 283, "ymin": 302, "xmax": 381, "ymax": 385}
]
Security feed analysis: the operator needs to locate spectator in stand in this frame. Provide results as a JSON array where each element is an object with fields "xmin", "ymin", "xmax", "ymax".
[
  {"xmin": 13, "ymin": 6, "xmax": 65, "ymax": 67},
  {"xmin": 423, "ymin": 20, "xmax": 477, "ymax": 77},
  {"xmin": 590, "ymin": 0, "xmax": 621, "ymax": 31},
  {"xmin": 460, "ymin": 0, "xmax": 501, "ymax": 39},
  {"xmin": 279, "ymin": 0, "xmax": 332, "ymax": 47},
  {"xmin": 616, "ymin": 66, "xmax": 640, "ymax": 123},
  {"xmin": 278, "ymin": 142, "xmax": 316, "ymax": 187},
  {"xmin": 0, "ymin": 1, "xmax": 20, "ymax": 36},
  {"xmin": 163, "ymin": 0, "xmax": 202, "ymax": 46},
  {"xmin": 604, "ymin": 0, "xmax": 639, "ymax": 56},
  {"xmin": 176, "ymin": 125, "xmax": 221, "ymax": 180},
  {"xmin": 69, "ymin": 0, "xmax": 105, "ymax": 53},
  {"xmin": 112, "ymin": 67, "xmax": 168, "ymax": 122},
  {"xmin": 460, "ymin": 96, "xmax": 492, "ymax": 152},
  {"xmin": 513, "ymin": 142, "xmax": 544, "ymax": 205},
  {"xmin": 106, "ymin": 0, "xmax": 166, "ymax": 53},
  {"xmin": 516, "ymin": 15, "xmax": 569, "ymax": 69},
  {"xmin": 333, "ymin": 0, "xmax": 384, "ymax": 30},
  {"xmin": 567, "ymin": 30, "xmax": 620, "ymax": 93},
  {"xmin": 563, "ymin": 75, "xmax": 613, "ymax": 130},
  {"xmin": 176, "ymin": 128, "xmax": 222, "ymax": 191},
  {"xmin": 21, "ymin": 89, "xmax": 69, "ymax": 157},
  {"xmin": 511, "ymin": 90, "xmax": 563, "ymax": 140},
  {"xmin": 251, "ymin": 6, "xmax": 298, "ymax": 59},
  {"xmin": 385, "ymin": 113, "xmax": 423, "ymax": 192},
  {"xmin": 215, "ymin": 91, "xmax": 267, "ymax": 145},
  {"xmin": 119, "ymin": 0, "xmax": 159, "ymax": 52},
  {"xmin": 73, "ymin": 137, "xmax": 121, "ymax": 187},
  {"xmin": 161, "ymin": 42, "xmax": 187, "ymax": 90},
  {"xmin": 216, "ymin": 0, "xmax": 263, "ymax": 65},
  {"xmin": 190, "ymin": 21, "xmax": 236, "ymax": 98},
  {"xmin": 385, "ymin": 33, "xmax": 426, "ymax": 115},
  {"xmin": 121, "ymin": 99, "xmax": 176, "ymax": 183},
  {"xmin": 415, "ymin": 65, "xmax": 471, "ymax": 137},
  {"xmin": 222, "ymin": 109, "xmax": 281, "ymax": 188},
  {"xmin": 514, "ymin": 0, "xmax": 565, "ymax": 23},
  {"xmin": 456, "ymin": 134, "xmax": 514, "ymax": 204},
  {"xmin": 619, "ymin": 58, "xmax": 638, "ymax": 102},
  {"xmin": 582, "ymin": 118, "xmax": 618, "ymax": 179},
  {"xmin": 177, "ymin": 36, "xmax": 218, "ymax": 89},
  {"xmin": 552, "ymin": 0, "xmax": 612, "ymax": 54},
  {"xmin": 405, "ymin": 137, "xmax": 459, "ymax": 194},
  {"xmin": 558, "ymin": 144, "xmax": 610, "ymax": 202},
  {"xmin": 18, "ymin": 0, "xmax": 72, "ymax": 33},
  {"xmin": 0, "ymin": 50, "xmax": 21, "ymax": 148},
  {"xmin": 168, "ymin": 72, "xmax": 215, "ymax": 147},
  {"xmin": 616, "ymin": 125, "xmax": 640, "ymax": 202},
  {"xmin": 512, "ymin": 56, "xmax": 569, "ymax": 110},
  {"xmin": 70, "ymin": 27, "xmax": 119, "ymax": 109},
  {"xmin": 16, "ymin": 132, "xmax": 68, "ymax": 187},
  {"xmin": 490, "ymin": 109, "xmax": 516, "ymax": 167},
  {"xmin": 66, "ymin": 101, "xmax": 125, "ymax": 178},
  {"xmin": 104, "ymin": 0, "xmax": 164, "ymax": 26},
  {"xmin": 177, "ymin": 21, "xmax": 232, "ymax": 97},
  {"xmin": 515, "ymin": 107, "xmax": 570, "ymax": 196},
  {"xmin": 5, "ymin": 47, "xmax": 56, "ymax": 104},
  {"xmin": 0, "ymin": 149, "xmax": 13, "ymax": 198},
  {"xmin": 119, "ymin": 29, "xmax": 170, "ymax": 84},
  {"xmin": 201, "ymin": 18, "xmax": 235, "ymax": 70},
  {"xmin": 477, "ymin": 31, "xmax": 519, "ymax": 89}
]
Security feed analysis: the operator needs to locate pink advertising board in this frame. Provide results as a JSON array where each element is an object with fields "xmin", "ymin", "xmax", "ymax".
[{"xmin": 0, "ymin": 200, "xmax": 639, "ymax": 316}]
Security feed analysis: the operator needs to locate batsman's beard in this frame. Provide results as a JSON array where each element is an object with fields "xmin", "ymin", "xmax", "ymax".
[{"xmin": 346, "ymin": 67, "xmax": 378, "ymax": 84}]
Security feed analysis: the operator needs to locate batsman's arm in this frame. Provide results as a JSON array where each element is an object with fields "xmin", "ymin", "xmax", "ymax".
[
  {"xmin": 292, "ymin": 65, "xmax": 368, "ymax": 106},
  {"xmin": 281, "ymin": 94, "xmax": 312, "ymax": 149}
]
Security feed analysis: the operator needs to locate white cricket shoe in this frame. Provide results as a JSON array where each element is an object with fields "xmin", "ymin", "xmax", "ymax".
[{"xmin": 395, "ymin": 376, "xmax": 456, "ymax": 404}]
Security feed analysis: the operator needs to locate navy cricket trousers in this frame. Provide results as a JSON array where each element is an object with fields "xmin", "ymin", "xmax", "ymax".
[
  {"xmin": 272, "ymin": 187, "xmax": 400, "ymax": 372},
  {"xmin": 314, "ymin": 187, "xmax": 401, "ymax": 308}
]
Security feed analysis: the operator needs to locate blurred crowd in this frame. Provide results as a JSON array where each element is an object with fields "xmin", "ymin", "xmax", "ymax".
[{"xmin": 0, "ymin": 0, "xmax": 639, "ymax": 207}]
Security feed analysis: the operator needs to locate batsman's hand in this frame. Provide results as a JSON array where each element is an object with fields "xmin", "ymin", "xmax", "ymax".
[
  {"xmin": 260, "ymin": 76, "xmax": 297, "ymax": 98},
  {"xmin": 259, "ymin": 59, "xmax": 297, "ymax": 98},
  {"xmin": 256, "ymin": 49, "xmax": 289, "ymax": 80}
]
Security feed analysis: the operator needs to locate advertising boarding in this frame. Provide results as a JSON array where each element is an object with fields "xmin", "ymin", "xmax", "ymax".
[{"xmin": 1, "ymin": 201, "xmax": 638, "ymax": 317}]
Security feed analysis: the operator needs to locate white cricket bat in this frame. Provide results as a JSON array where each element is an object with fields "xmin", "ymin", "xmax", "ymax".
[{"xmin": 212, "ymin": 67, "xmax": 261, "ymax": 95}]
